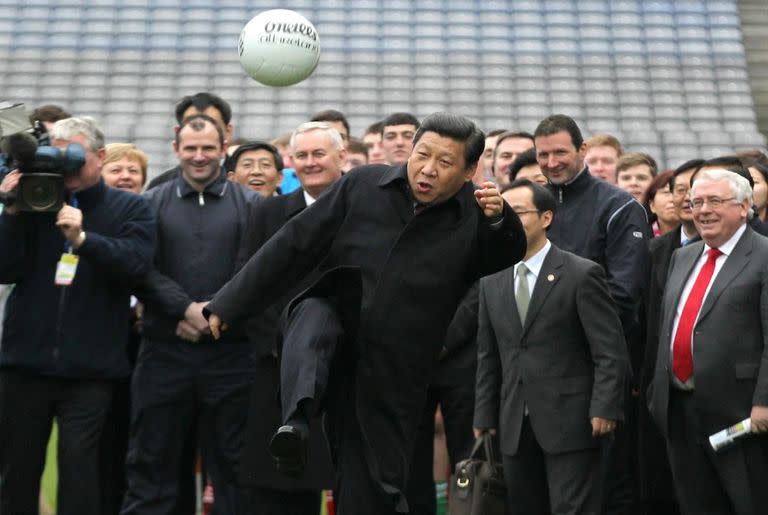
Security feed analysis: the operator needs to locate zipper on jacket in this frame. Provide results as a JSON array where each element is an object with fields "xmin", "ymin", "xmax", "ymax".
[
  {"xmin": 558, "ymin": 187, "xmax": 563, "ymax": 204},
  {"xmin": 198, "ymin": 192, "xmax": 205, "ymax": 206}
]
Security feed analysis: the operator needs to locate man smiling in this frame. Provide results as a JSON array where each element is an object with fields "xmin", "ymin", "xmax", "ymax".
[
  {"xmin": 226, "ymin": 141, "xmax": 284, "ymax": 198},
  {"xmin": 206, "ymin": 113, "xmax": 526, "ymax": 514}
]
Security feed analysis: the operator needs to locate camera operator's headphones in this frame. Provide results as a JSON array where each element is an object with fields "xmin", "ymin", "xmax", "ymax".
[{"xmin": 225, "ymin": 140, "xmax": 284, "ymax": 173}]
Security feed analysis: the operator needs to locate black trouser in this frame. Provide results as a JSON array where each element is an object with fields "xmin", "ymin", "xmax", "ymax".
[
  {"xmin": 247, "ymin": 488, "xmax": 321, "ymax": 515},
  {"xmin": 600, "ymin": 383, "xmax": 635, "ymax": 515},
  {"xmin": 279, "ymin": 297, "xmax": 344, "ymax": 423},
  {"xmin": 101, "ymin": 376, "xmax": 132, "ymax": 515},
  {"xmin": 502, "ymin": 416, "xmax": 602, "ymax": 515},
  {"xmin": 121, "ymin": 341, "xmax": 255, "ymax": 515},
  {"xmin": 0, "ymin": 369, "xmax": 113, "ymax": 515},
  {"xmin": 665, "ymin": 388, "xmax": 768, "ymax": 515},
  {"xmin": 405, "ymin": 383, "xmax": 475, "ymax": 515},
  {"xmin": 280, "ymin": 297, "xmax": 403, "ymax": 514}
]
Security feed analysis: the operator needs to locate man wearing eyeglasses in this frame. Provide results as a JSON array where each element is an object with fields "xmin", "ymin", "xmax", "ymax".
[
  {"xmin": 639, "ymin": 158, "xmax": 703, "ymax": 513},
  {"xmin": 474, "ymin": 179, "xmax": 628, "ymax": 514},
  {"xmin": 226, "ymin": 141, "xmax": 284, "ymax": 198},
  {"xmin": 647, "ymin": 168, "xmax": 768, "ymax": 515}
]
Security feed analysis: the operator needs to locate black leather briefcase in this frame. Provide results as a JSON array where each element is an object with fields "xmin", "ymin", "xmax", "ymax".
[{"xmin": 447, "ymin": 432, "xmax": 506, "ymax": 515}]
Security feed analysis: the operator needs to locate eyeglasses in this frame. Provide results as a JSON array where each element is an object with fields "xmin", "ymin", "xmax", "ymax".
[
  {"xmin": 688, "ymin": 197, "xmax": 737, "ymax": 210},
  {"xmin": 513, "ymin": 209, "xmax": 541, "ymax": 216}
]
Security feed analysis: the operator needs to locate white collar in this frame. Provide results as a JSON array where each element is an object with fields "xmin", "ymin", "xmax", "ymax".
[
  {"xmin": 515, "ymin": 239, "xmax": 551, "ymax": 279},
  {"xmin": 703, "ymin": 223, "xmax": 746, "ymax": 257},
  {"xmin": 303, "ymin": 189, "xmax": 316, "ymax": 206}
]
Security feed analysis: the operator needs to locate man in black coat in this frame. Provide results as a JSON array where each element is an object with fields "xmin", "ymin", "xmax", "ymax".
[
  {"xmin": 121, "ymin": 115, "xmax": 261, "ymax": 515},
  {"xmin": 236, "ymin": 123, "xmax": 346, "ymax": 514},
  {"xmin": 638, "ymin": 160, "xmax": 702, "ymax": 514},
  {"xmin": 207, "ymin": 112, "xmax": 526, "ymax": 514},
  {"xmin": 406, "ymin": 283, "xmax": 479, "ymax": 515}
]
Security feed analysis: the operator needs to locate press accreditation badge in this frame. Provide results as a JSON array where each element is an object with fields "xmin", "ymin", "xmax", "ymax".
[{"xmin": 55, "ymin": 253, "xmax": 79, "ymax": 286}]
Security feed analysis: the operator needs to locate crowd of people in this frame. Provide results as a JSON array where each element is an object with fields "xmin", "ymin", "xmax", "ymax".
[{"xmin": 0, "ymin": 91, "xmax": 767, "ymax": 515}]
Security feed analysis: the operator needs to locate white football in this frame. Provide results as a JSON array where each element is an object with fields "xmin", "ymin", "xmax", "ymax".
[{"xmin": 238, "ymin": 9, "xmax": 321, "ymax": 87}]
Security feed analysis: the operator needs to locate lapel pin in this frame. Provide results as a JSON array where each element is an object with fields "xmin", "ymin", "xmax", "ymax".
[{"xmin": 547, "ymin": 274, "xmax": 555, "ymax": 282}]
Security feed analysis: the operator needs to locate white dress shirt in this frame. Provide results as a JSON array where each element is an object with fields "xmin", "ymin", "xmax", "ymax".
[
  {"xmin": 514, "ymin": 239, "xmax": 551, "ymax": 298},
  {"xmin": 303, "ymin": 189, "xmax": 317, "ymax": 206}
]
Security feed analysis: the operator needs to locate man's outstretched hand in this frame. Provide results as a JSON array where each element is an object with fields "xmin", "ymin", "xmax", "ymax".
[
  {"xmin": 208, "ymin": 313, "xmax": 228, "ymax": 340},
  {"xmin": 474, "ymin": 181, "xmax": 504, "ymax": 218}
]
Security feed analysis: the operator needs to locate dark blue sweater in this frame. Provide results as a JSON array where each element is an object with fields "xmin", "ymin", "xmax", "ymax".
[{"xmin": 0, "ymin": 179, "xmax": 156, "ymax": 378}]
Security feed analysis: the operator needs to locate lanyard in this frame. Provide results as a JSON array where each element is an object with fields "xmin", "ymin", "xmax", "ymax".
[{"xmin": 64, "ymin": 194, "xmax": 79, "ymax": 253}]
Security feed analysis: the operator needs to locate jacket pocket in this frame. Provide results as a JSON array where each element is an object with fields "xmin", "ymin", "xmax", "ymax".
[
  {"xmin": 734, "ymin": 363, "xmax": 760, "ymax": 379},
  {"xmin": 558, "ymin": 375, "xmax": 592, "ymax": 395}
]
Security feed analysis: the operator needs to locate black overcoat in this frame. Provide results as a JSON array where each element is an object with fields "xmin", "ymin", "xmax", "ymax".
[
  {"xmin": 638, "ymin": 226, "xmax": 686, "ymax": 505},
  {"xmin": 208, "ymin": 164, "xmax": 526, "ymax": 498}
]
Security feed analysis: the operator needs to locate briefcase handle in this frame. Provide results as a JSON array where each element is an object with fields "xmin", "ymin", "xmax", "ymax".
[{"xmin": 468, "ymin": 431, "xmax": 497, "ymax": 465}]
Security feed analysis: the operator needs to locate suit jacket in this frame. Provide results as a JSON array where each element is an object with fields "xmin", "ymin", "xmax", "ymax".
[
  {"xmin": 474, "ymin": 244, "xmax": 628, "ymax": 456},
  {"xmin": 648, "ymin": 226, "xmax": 768, "ymax": 438},
  {"xmin": 209, "ymin": 164, "xmax": 526, "ymax": 497}
]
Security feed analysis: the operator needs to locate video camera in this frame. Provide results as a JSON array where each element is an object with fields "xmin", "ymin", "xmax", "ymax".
[{"xmin": 0, "ymin": 103, "xmax": 85, "ymax": 212}]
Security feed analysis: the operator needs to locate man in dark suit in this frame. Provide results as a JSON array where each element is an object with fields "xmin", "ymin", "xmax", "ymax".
[
  {"xmin": 236, "ymin": 123, "xmax": 346, "ymax": 514},
  {"xmin": 648, "ymin": 168, "xmax": 768, "ymax": 515},
  {"xmin": 206, "ymin": 113, "xmax": 526, "ymax": 514},
  {"xmin": 638, "ymin": 159, "xmax": 703, "ymax": 514},
  {"xmin": 474, "ymin": 179, "xmax": 628, "ymax": 514}
]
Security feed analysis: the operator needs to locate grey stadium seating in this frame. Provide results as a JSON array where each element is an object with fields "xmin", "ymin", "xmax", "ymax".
[{"xmin": 1, "ymin": 0, "xmax": 765, "ymax": 175}]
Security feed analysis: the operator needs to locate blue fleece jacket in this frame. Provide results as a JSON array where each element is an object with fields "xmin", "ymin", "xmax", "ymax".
[{"xmin": 0, "ymin": 179, "xmax": 156, "ymax": 378}]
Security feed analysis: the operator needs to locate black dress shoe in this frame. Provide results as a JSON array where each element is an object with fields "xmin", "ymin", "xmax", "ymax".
[{"xmin": 269, "ymin": 424, "xmax": 308, "ymax": 476}]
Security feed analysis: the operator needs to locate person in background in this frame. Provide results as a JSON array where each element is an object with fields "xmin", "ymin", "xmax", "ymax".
[
  {"xmin": 121, "ymin": 114, "xmax": 261, "ymax": 515},
  {"xmin": 475, "ymin": 179, "xmax": 627, "ymax": 515},
  {"xmin": 647, "ymin": 169, "xmax": 768, "ymax": 515},
  {"xmin": 584, "ymin": 134, "xmax": 623, "ymax": 184},
  {"xmin": 310, "ymin": 109, "xmax": 350, "ymax": 147},
  {"xmin": 509, "ymin": 147, "xmax": 548, "ymax": 186},
  {"xmin": 534, "ymin": 114, "xmax": 650, "ymax": 515},
  {"xmin": 145, "ymin": 92, "xmax": 234, "ymax": 191},
  {"xmin": 491, "ymin": 131, "xmax": 534, "ymax": 187},
  {"xmin": 99, "ymin": 142, "xmax": 150, "ymax": 513},
  {"xmin": 747, "ymin": 163, "xmax": 768, "ymax": 222},
  {"xmin": 272, "ymin": 133, "xmax": 301, "ymax": 194},
  {"xmin": 225, "ymin": 140, "xmax": 284, "ymax": 198},
  {"xmin": 29, "ymin": 104, "xmax": 72, "ymax": 132},
  {"xmin": 362, "ymin": 122, "xmax": 387, "ymax": 165},
  {"xmin": 236, "ymin": 122, "xmax": 347, "ymax": 515},
  {"xmin": 102, "ymin": 143, "xmax": 148, "ymax": 194},
  {"xmin": 343, "ymin": 137, "xmax": 369, "ymax": 172},
  {"xmin": 643, "ymin": 170, "xmax": 679, "ymax": 237},
  {"xmin": 616, "ymin": 152, "xmax": 658, "ymax": 202},
  {"xmin": 637, "ymin": 160, "xmax": 703, "ymax": 515},
  {"xmin": 0, "ymin": 117, "xmax": 156, "ymax": 515},
  {"xmin": 481, "ymin": 129, "xmax": 507, "ymax": 181},
  {"xmin": 380, "ymin": 112, "xmax": 420, "ymax": 165}
]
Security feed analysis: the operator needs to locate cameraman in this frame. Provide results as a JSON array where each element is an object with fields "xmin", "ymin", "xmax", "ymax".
[{"xmin": 0, "ymin": 117, "xmax": 156, "ymax": 515}]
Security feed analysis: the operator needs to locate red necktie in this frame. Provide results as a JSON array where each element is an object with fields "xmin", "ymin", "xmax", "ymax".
[{"xmin": 672, "ymin": 247, "xmax": 722, "ymax": 382}]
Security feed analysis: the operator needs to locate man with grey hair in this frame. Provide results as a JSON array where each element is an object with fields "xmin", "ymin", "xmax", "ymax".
[
  {"xmin": 648, "ymin": 168, "xmax": 768, "ymax": 514},
  {"xmin": 235, "ymin": 121, "xmax": 345, "ymax": 514},
  {"xmin": 290, "ymin": 121, "xmax": 347, "ymax": 203},
  {"xmin": 0, "ymin": 116, "xmax": 156, "ymax": 515}
]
